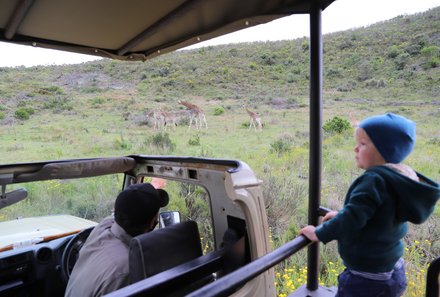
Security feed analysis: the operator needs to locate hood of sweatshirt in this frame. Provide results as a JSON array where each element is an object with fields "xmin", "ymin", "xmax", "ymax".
[{"xmin": 367, "ymin": 166, "xmax": 440, "ymax": 224}]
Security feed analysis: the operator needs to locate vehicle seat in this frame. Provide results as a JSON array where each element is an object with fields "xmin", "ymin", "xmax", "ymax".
[
  {"xmin": 128, "ymin": 220, "xmax": 203, "ymax": 283},
  {"xmin": 426, "ymin": 256, "xmax": 440, "ymax": 297}
]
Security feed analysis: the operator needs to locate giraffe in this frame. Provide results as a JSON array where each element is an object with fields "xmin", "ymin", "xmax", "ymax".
[
  {"xmin": 160, "ymin": 110, "xmax": 178, "ymax": 130},
  {"xmin": 243, "ymin": 105, "xmax": 262, "ymax": 131},
  {"xmin": 178, "ymin": 100, "xmax": 208, "ymax": 129},
  {"xmin": 146, "ymin": 109, "xmax": 165, "ymax": 130}
]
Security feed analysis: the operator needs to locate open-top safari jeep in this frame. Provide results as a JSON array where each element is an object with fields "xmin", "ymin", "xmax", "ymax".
[
  {"xmin": 0, "ymin": 0, "xmax": 439, "ymax": 296},
  {"xmin": 0, "ymin": 156, "xmax": 276, "ymax": 296}
]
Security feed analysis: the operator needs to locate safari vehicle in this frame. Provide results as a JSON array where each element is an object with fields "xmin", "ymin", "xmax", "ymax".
[{"xmin": 0, "ymin": 0, "xmax": 439, "ymax": 297}]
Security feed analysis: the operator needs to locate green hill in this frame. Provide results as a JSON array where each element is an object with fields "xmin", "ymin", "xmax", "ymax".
[{"xmin": 0, "ymin": 6, "xmax": 439, "ymax": 120}]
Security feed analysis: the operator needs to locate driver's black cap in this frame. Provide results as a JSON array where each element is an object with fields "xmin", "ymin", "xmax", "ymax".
[{"xmin": 114, "ymin": 183, "xmax": 169, "ymax": 228}]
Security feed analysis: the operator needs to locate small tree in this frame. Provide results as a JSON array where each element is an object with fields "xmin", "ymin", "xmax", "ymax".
[
  {"xmin": 15, "ymin": 108, "xmax": 30, "ymax": 120},
  {"xmin": 323, "ymin": 116, "xmax": 351, "ymax": 134},
  {"xmin": 213, "ymin": 106, "xmax": 224, "ymax": 116}
]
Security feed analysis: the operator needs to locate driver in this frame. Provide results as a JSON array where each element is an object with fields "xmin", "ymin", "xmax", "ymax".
[{"xmin": 65, "ymin": 179, "xmax": 169, "ymax": 297}]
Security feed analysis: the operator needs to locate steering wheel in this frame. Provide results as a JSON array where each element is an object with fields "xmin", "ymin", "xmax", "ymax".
[{"xmin": 60, "ymin": 226, "xmax": 95, "ymax": 284}]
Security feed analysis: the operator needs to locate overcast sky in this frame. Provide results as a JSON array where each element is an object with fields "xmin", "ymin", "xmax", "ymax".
[{"xmin": 0, "ymin": 0, "xmax": 438, "ymax": 67}]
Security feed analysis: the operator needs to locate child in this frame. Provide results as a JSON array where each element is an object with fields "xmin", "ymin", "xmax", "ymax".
[{"xmin": 300, "ymin": 113, "xmax": 440, "ymax": 297}]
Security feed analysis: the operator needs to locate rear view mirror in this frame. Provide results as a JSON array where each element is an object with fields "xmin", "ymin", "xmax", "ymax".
[
  {"xmin": 0, "ymin": 188, "xmax": 28, "ymax": 210},
  {"xmin": 159, "ymin": 211, "xmax": 181, "ymax": 228}
]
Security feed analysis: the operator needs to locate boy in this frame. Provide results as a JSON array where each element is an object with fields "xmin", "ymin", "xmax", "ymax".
[{"xmin": 301, "ymin": 113, "xmax": 440, "ymax": 297}]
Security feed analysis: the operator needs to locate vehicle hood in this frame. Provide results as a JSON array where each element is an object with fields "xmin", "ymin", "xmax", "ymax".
[{"xmin": 0, "ymin": 215, "xmax": 97, "ymax": 249}]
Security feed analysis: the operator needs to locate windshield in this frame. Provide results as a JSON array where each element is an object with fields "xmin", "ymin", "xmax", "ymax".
[{"xmin": 0, "ymin": 175, "xmax": 121, "ymax": 251}]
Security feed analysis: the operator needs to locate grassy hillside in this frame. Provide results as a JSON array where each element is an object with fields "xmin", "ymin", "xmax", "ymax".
[{"xmin": 0, "ymin": 7, "xmax": 439, "ymax": 297}]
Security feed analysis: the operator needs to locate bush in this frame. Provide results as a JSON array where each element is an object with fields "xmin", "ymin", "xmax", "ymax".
[
  {"xmin": 42, "ymin": 97, "xmax": 73, "ymax": 112},
  {"xmin": 14, "ymin": 108, "xmax": 30, "ymax": 120},
  {"xmin": 427, "ymin": 57, "xmax": 439, "ymax": 69},
  {"xmin": 270, "ymin": 138, "xmax": 293, "ymax": 156},
  {"xmin": 148, "ymin": 132, "xmax": 175, "ymax": 153},
  {"xmin": 188, "ymin": 134, "xmax": 201, "ymax": 146},
  {"xmin": 421, "ymin": 45, "xmax": 439, "ymax": 58},
  {"xmin": 113, "ymin": 138, "xmax": 132, "ymax": 150},
  {"xmin": 395, "ymin": 53, "xmax": 410, "ymax": 70},
  {"xmin": 213, "ymin": 106, "xmax": 224, "ymax": 116},
  {"xmin": 387, "ymin": 45, "xmax": 401, "ymax": 59},
  {"xmin": 23, "ymin": 107, "xmax": 35, "ymax": 115},
  {"xmin": 36, "ymin": 86, "xmax": 64, "ymax": 95},
  {"xmin": 323, "ymin": 116, "xmax": 351, "ymax": 134},
  {"xmin": 0, "ymin": 111, "xmax": 5, "ymax": 120},
  {"xmin": 91, "ymin": 97, "xmax": 105, "ymax": 106}
]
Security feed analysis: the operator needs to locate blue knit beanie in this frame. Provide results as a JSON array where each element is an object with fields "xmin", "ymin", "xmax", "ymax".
[{"xmin": 359, "ymin": 113, "xmax": 416, "ymax": 163}]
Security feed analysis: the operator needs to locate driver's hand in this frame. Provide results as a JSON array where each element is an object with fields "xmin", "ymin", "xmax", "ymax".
[{"xmin": 151, "ymin": 178, "xmax": 167, "ymax": 189}]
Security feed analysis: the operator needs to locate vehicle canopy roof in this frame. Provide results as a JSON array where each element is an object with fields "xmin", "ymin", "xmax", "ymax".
[{"xmin": 0, "ymin": 0, "xmax": 334, "ymax": 62}]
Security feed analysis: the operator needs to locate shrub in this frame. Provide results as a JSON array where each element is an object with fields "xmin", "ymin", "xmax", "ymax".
[
  {"xmin": 365, "ymin": 79, "xmax": 386, "ymax": 88},
  {"xmin": 23, "ymin": 107, "xmax": 35, "ymax": 115},
  {"xmin": 421, "ymin": 45, "xmax": 439, "ymax": 58},
  {"xmin": 113, "ymin": 137, "xmax": 132, "ymax": 150},
  {"xmin": 427, "ymin": 137, "xmax": 440, "ymax": 146},
  {"xmin": 188, "ymin": 134, "xmax": 201, "ymax": 146},
  {"xmin": 91, "ymin": 97, "xmax": 106, "ymax": 107},
  {"xmin": 323, "ymin": 116, "xmax": 351, "ymax": 134},
  {"xmin": 42, "ymin": 97, "xmax": 73, "ymax": 112},
  {"xmin": 260, "ymin": 52, "xmax": 277, "ymax": 65},
  {"xmin": 301, "ymin": 39, "xmax": 309, "ymax": 52},
  {"xmin": 357, "ymin": 61, "xmax": 373, "ymax": 81},
  {"xmin": 337, "ymin": 80, "xmax": 357, "ymax": 92},
  {"xmin": 395, "ymin": 52, "xmax": 410, "ymax": 70},
  {"xmin": 14, "ymin": 108, "xmax": 30, "ymax": 120},
  {"xmin": 148, "ymin": 132, "xmax": 175, "ymax": 153},
  {"xmin": 270, "ymin": 138, "xmax": 292, "ymax": 156},
  {"xmin": 326, "ymin": 68, "xmax": 343, "ymax": 78},
  {"xmin": 387, "ymin": 45, "xmax": 401, "ymax": 59},
  {"xmin": 36, "ymin": 86, "xmax": 64, "ymax": 95},
  {"xmin": 427, "ymin": 57, "xmax": 439, "ymax": 69},
  {"xmin": 213, "ymin": 106, "xmax": 224, "ymax": 116},
  {"xmin": 0, "ymin": 111, "xmax": 5, "ymax": 120},
  {"xmin": 249, "ymin": 62, "xmax": 257, "ymax": 70}
]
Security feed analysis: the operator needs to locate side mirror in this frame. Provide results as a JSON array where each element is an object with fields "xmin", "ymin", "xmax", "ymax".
[
  {"xmin": 159, "ymin": 211, "xmax": 181, "ymax": 228},
  {"xmin": 0, "ymin": 188, "xmax": 28, "ymax": 210}
]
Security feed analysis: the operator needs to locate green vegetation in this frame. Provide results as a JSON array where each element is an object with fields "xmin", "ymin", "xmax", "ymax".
[
  {"xmin": 323, "ymin": 116, "xmax": 351, "ymax": 134},
  {"xmin": 0, "ymin": 7, "xmax": 439, "ymax": 297},
  {"xmin": 14, "ymin": 107, "xmax": 34, "ymax": 120},
  {"xmin": 213, "ymin": 106, "xmax": 225, "ymax": 115}
]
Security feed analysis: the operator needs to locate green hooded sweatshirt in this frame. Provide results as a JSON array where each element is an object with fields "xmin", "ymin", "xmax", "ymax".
[{"xmin": 316, "ymin": 165, "xmax": 440, "ymax": 273}]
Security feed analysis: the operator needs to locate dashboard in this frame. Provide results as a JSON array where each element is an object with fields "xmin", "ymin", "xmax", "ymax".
[{"xmin": 0, "ymin": 235, "xmax": 74, "ymax": 297}]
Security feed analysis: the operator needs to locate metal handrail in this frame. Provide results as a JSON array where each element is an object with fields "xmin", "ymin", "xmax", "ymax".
[
  {"xmin": 187, "ymin": 206, "xmax": 331, "ymax": 297},
  {"xmin": 187, "ymin": 235, "xmax": 312, "ymax": 297}
]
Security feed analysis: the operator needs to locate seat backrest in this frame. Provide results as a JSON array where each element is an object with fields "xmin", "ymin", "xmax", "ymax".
[
  {"xmin": 426, "ymin": 256, "xmax": 440, "ymax": 297},
  {"xmin": 129, "ymin": 220, "xmax": 202, "ymax": 284}
]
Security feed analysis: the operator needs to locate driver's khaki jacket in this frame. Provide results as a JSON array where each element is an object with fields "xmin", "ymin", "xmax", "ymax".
[{"xmin": 65, "ymin": 217, "xmax": 132, "ymax": 297}]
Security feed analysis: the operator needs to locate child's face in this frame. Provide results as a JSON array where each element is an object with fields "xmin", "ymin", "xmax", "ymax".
[{"xmin": 354, "ymin": 128, "xmax": 385, "ymax": 169}]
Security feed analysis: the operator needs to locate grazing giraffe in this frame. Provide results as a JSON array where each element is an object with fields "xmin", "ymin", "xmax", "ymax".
[
  {"xmin": 243, "ymin": 105, "xmax": 262, "ymax": 131},
  {"xmin": 160, "ymin": 110, "xmax": 178, "ymax": 130},
  {"xmin": 178, "ymin": 100, "xmax": 208, "ymax": 129},
  {"xmin": 146, "ymin": 109, "xmax": 165, "ymax": 130}
]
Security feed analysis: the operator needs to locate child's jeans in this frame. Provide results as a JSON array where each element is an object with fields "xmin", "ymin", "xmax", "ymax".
[{"xmin": 335, "ymin": 264, "xmax": 407, "ymax": 297}]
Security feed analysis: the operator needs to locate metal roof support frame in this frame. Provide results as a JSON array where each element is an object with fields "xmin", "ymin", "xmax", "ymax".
[{"xmin": 307, "ymin": 1, "xmax": 323, "ymax": 292}]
